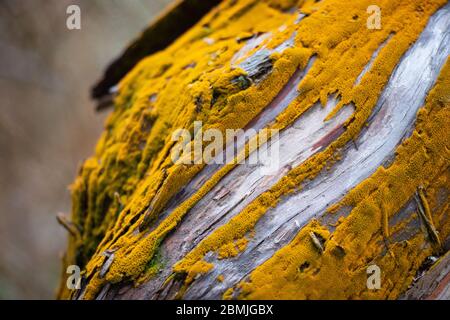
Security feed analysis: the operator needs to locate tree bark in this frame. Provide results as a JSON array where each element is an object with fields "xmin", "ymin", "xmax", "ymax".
[{"xmin": 58, "ymin": 0, "xmax": 450, "ymax": 300}]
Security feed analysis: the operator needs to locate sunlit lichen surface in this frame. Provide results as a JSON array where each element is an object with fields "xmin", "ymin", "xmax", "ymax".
[{"xmin": 59, "ymin": 0, "xmax": 450, "ymax": 299}]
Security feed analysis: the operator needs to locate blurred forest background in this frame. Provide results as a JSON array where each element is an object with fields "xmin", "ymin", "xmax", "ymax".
[{"xmin": 0, "ymin": 0, "xmax": 171, "ymax": 299}]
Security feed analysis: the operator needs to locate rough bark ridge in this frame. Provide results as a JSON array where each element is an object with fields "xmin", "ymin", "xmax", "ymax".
[{"xmin": 58, "ymin": 0, "xmax": 450, "ymax": 300}]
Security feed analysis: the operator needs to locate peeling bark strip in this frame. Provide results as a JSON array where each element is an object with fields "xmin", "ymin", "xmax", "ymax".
[
  {"xmin": 401, "ymin": 252, "xmax": 450, "ymax": 300},
  {"xmin": 61, "ymin": 0, "xmax": 450, "ymax": 300}
]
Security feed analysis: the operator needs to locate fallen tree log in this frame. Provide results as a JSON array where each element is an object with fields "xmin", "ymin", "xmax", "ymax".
[{"xmin": 58, "ymin": 0, "xmax": 450, "ymax": 300}]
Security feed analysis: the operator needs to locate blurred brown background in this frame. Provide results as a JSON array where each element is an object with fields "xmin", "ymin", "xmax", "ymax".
[{"xmin": 0, "ymin": 0, "xmax": 171, "ymax": 299}]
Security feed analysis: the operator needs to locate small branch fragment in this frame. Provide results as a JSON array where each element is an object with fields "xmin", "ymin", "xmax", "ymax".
[
  {"xmin": 99, "ymin": 250, "xmax": 115, "ymax": 279},
  {"xmin": 414, "ymin": 187, "xmax": 442, "ymax": 250},
  {"xmin": 56, "ymin": 212, "xmax": 80, "ymax": 239},
  {"xmin": 96, "ymin": 283, "xmax": 111, "ymax": 300}
]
